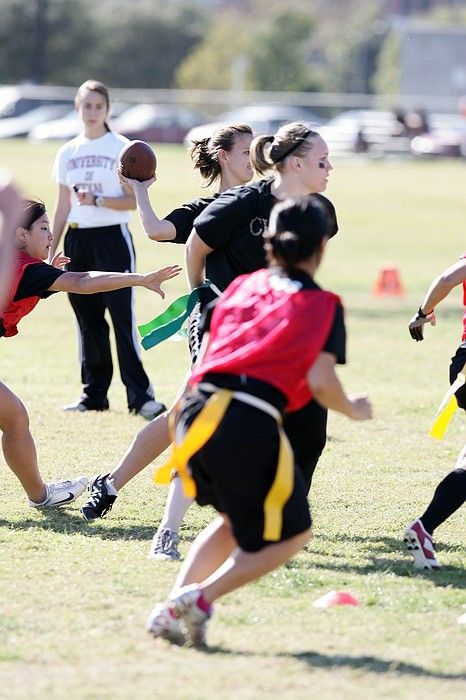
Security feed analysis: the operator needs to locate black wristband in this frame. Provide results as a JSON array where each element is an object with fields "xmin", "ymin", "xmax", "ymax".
[{"xmin": 417, "ymin": 306, "xmax": 427, "ymax": 319}]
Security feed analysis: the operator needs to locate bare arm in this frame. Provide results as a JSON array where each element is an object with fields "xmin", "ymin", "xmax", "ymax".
[
  {"xmin": 419, "ymin": 258, "xmax": 466, "ymax": 314},
  {"xmin": 0, "ymin": 174, "xmax": 23, "ymax": 312},
  {"xmin": 185, "ymin": 229, "xmax": 214, "ymax": 289},
  {"xmin": 47, "ymin": 264, "xmax": 181, "ymax": 297},
  {"xmin": 307, "ymin": 352, "xmax": 372, "ymax": 421},
  {"xmin": 119, "ymin": 175, "xmax": 176, "ymax": 241},
  {"xmin": 50, "ymin": 183, "xmax": 71, "ymax": 259},
  {"xmin": 409, "ymin": 258, "xmax": 466, "ymax": 341}
]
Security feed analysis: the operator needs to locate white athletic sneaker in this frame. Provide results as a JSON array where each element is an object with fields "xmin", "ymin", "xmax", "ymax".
[
  {"xmin": 169, "ymin": 585, "xmax": 212, "ymax": 647},
  {"xmin": 148, "ymin": 528, "xmax": 181, "ymax": 561},
  {"xmin": 403, "ymin": 518, "xmax": 442, "ymax": 570},
  {"xmin": 28, "ymin": 476, "xmax": 88, "ymax": 508},
  {"xmin": 146, "ymin": 602, "xmax": 185, "ymax": 645},
  {"xmin": 137, "ymin": 400, "xmax": 166, "ymax": 421}
]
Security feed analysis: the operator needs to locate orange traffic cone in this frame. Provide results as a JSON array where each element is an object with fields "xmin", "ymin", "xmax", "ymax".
[{"xmin": 373, "ymin": 266, "xmax": 404, "ymax": 297}]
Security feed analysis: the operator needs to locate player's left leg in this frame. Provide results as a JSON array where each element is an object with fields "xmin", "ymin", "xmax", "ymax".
[
  {"xmin": 0, "ymin": 381, "xmax": 87, "ymax": 507},
  {"xmin": 167, "ymin": 521, "xmax": 310, "ymax": 646},
  {"xmin": 404, "ymin": 446, "xmax": 466, "ymax": 569},
  {"xmin": 0, "ymin": 381, "xmax": 45, "ymax": 502}
]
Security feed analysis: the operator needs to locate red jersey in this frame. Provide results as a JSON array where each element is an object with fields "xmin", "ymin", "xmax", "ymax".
[
  {"xmin": 191, "ymin": 268, "xmax": 341, "ymax": 411},
  {"xmin": 1, "ymin": 251, "xmax": 42, "ymax": 337},
  {"xmin": 462, "ymin": 253, "xmax": 466, "ymax": 341}
]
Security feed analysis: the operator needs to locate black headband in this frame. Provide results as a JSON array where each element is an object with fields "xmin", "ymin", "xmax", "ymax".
[{"xmin": 272, "ymin": 129, "xmax": 312, "ymax": 163}]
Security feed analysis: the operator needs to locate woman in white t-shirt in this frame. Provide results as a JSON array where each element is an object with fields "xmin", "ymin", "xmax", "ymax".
[{"xmin": 50, "ymin": 80, "xmax": 164, "ymax": 420}]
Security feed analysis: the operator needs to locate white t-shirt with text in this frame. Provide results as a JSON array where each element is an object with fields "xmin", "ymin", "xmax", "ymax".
[{"xmin": 53, "ymin": 131, "xmax": 131, "ymax": 228}]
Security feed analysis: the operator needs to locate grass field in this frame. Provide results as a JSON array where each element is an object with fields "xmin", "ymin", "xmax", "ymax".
[{"xmin": 0, "ymin": 139, "xmax": 465, "ymax": 699}]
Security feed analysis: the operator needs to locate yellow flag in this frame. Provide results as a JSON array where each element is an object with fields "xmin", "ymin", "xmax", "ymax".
[{"xmin": 429, "ymin": 374, "xmax": 465, "ymax": 440}]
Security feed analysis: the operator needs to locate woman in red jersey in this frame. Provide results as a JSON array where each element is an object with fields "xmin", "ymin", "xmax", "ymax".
[{"xmin": 0, "ymin": 198, "xmax": 180, "ymax": 509}]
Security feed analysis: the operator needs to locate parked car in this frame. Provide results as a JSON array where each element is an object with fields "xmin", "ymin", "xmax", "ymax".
[
  {"xmin": 0, "ymin": 85, "xmax": 73, "ymax": 120},
  {"xmin": 184, "ymin": 104, "xmax": 323, "ymax": 144},
  {"xmin": 29, "ymin": 102, "xmax": 130, "ymax": 141},
  {"xmin": 318, "ymin": 110, "xmax": 400, "ymax": 155},
  {"xmin": 0, "ymin": 104, "xmax": 72, "ymax": 138},
  {"xmin": 318, "ymin": 109, "xmax": 466, "ymax": 158},
  {"xmin": 111, "ymin": 104, "xmax": 206, "ymax": 143},
  {"xmin": 410, "ymin": 114, "xmax": 466, "ymax": 158}
]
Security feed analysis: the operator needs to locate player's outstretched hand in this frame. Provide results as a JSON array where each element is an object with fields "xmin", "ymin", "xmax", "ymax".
[
  {"xmin": 118, "ymin": 173, "xmax": 156, "ymax": 193},
  {"xmin": 51, "ymin": 251, "xmax": 71, "ymax": 269},
  {"xmin": 141, "ymin": 265, "xmax": 182, "ymax": 298},
  {"xmin": 409, "ymin": 308, "xmax": 436, "ymax": 341},
  {"xmin": 347, "ymin": 394, "xmax": 373, "ymax": 421}
]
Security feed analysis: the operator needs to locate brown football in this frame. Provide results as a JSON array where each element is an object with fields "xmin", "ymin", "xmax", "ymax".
[{"xmin": 118, "ymin": 140, "xmax": 157, "ymax": 181}]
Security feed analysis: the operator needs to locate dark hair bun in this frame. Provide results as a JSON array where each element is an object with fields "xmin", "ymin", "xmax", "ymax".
[{"xmin": 266, "ymin": 196, "xmax": 328, "ymax": 266}]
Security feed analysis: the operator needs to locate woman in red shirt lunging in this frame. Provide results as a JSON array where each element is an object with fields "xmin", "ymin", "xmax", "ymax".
[{"xmin": 0, "ymin": 198, "xmax": 180, "ymax": 509}]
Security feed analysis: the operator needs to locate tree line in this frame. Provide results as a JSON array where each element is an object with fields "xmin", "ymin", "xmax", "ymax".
[{"xmin": 1, "ymin": 0, "xmax": 465, "ymax": 95}]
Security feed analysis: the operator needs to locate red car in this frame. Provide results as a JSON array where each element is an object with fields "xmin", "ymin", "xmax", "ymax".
[{"xmin": 111, "ymin": 103, "xmax": 206, "ymax": 143}]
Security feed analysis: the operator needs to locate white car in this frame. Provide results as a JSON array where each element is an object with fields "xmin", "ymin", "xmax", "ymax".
[{"xmin": 184, "ymin": 104, "xmax": 324, "ymax": 144}]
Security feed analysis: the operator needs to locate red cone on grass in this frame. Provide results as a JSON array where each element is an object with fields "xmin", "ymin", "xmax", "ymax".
[
  {"xmin": 373, "ymin": 266, "xmax": 404, "ymax": 297},
  {"xmin": 312, "ymin": 590, "xmax": 360, "ymax": 608}
]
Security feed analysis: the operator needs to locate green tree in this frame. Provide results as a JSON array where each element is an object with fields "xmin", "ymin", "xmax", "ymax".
[
  {"xmin": 92, "ymin": 5, "xmax": 205, "ymax": 88},
  {"xmin": 175, "ymin": 15, "xmax": 251, "ymax": 90},
  {"xmin": 318, "ymin": 2, "xmax": 387, "ymax": 93},
  {"xmin": 372, "ymin": 30, "xmax": 402, "ymax": 95},
  {"xmin": 248, "ymin": 11, "xmax": 318, "ymax": 91},
  {"xmin": 0, "ymin": 0, "xmax": 205, "ymax": 88},
  {"xmin": 176, "ymin": 8, "xmax": 320, "ymax": 92},
  {"xmin": 0, "ymin": 0, "xmax": 101, "ymax": 85}
]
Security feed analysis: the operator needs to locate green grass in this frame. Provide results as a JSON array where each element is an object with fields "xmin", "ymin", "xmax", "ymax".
[{"xmin": 0, "ymin": 140, "xmax": 465, "ymax": 699}]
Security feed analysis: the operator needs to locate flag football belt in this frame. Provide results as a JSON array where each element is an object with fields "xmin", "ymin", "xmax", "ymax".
[
  {"xmin": 153, "ymin": 383, "xmax": 294, "ymax": 542},
  {"xmin": 429, "ymin": 373, "xmax": 465, "ymax": 440}
]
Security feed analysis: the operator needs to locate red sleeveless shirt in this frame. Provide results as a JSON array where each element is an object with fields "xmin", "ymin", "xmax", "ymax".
[
  {"xmin": 1, "ymin": 251, "xmax": 42, "ymax": 337},
  {"xmin": 191, "ymin": 269, "xmax": 341, "ymax": 411}
]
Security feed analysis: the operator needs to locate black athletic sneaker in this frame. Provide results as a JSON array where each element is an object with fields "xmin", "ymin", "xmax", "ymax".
[
  {"xmin": 80, "ymin": 474, "xmax": 117, "ymax": 521},
  {"xmin": 63, "ymin": 399, "xmax": 109, "ymax": 412}
]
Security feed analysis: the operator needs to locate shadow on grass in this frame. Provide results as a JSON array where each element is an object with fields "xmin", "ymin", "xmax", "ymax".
[
  {"xmin": 200, "ymin": 645, "xmax": 466, "ymax": 680},
  {"xmin": 293, "ymin": 651, "xmax": 466, "ymax": 681},
  {"xmin": 0, "ymin": 512, "xmax": 158, "ymax": 541},
  {"xmin": 1, "ymin": 517, "xmax": 463, "ymax": 586},
  {"xmin": 295, "ymin": 533, "xmax": 466, "ymax": 589}
]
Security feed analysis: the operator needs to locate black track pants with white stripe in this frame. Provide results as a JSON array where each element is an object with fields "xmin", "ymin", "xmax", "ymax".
[{"xmin": 64, "ymin": 224, "xmax": 154, "ymax": 411}]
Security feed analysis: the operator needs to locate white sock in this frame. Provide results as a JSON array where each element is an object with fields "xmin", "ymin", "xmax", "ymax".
[
  {"xmin": 105, "ymin": 477, "xmax": 118, "ymax": 496},
  {"xmin": 159, "ymin": 477, "xmax": 193, "ymax": 533}
]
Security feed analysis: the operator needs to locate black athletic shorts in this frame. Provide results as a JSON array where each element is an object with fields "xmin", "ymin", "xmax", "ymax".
[
  {"xmin": 176, "ymin": 374, "xmax": 312, "ymax": 552},
  {"xmin": 449, "ymin": 342, "xmax": 466, "ymax": 411}
]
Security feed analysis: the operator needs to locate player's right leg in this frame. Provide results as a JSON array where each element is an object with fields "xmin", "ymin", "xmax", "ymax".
[{"xmin": 80, "ymin": 411, "xmax": 171, "ymax": 520}]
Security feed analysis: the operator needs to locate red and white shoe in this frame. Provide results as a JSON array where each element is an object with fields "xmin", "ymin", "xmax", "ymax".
[
  {"xmin": 169, "ymin": 585, "xmax": 212, "ymax": 647},
  {"xmin": 145, "ymin": 602, "xmax": 186, "ymax": 645},
  {"xmin": 403, "ymin": 518, "xmax": 442, "ymax": 570}
]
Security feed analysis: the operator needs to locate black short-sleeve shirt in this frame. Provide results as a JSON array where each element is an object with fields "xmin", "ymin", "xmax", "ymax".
[
  {"xmin": 14, "ymin": 262, "xmax": 65, "ymax": 300},
  {"xmin": 193, "ymin": 179, "xmax": 338, "ymax": 292},
  {"xmin": 163, "ymin": 196, "xmax": 216, "ymax": 245}
]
